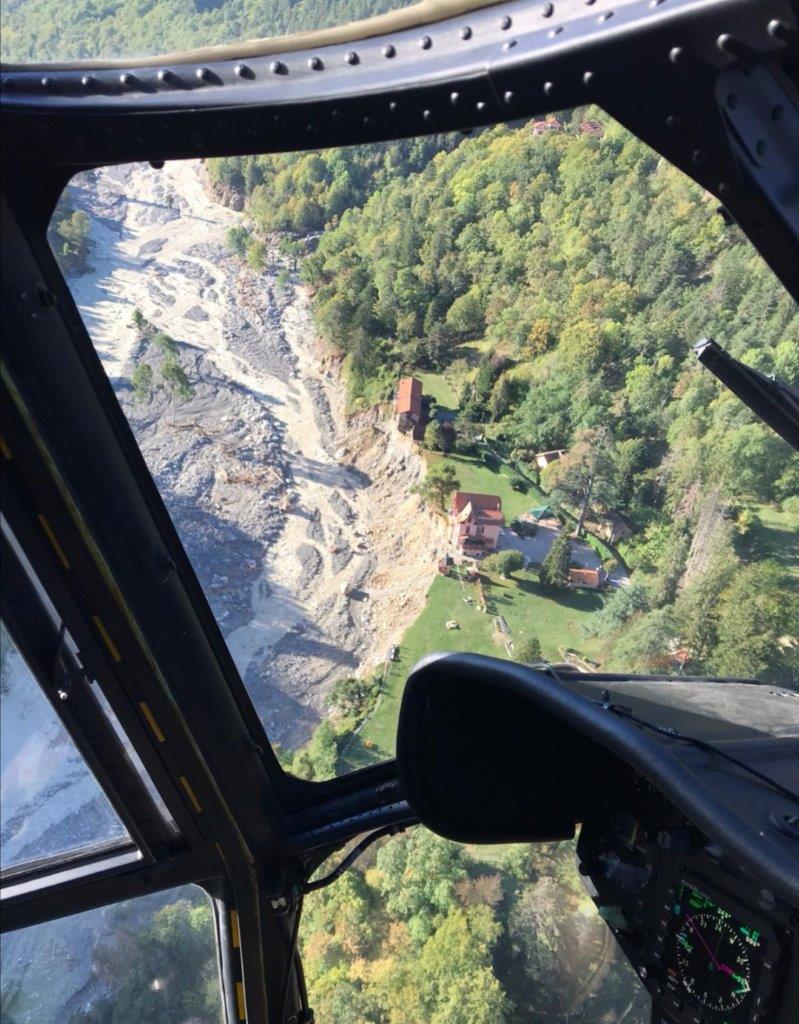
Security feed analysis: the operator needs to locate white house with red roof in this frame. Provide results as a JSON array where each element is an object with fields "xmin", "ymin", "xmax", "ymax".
[{"xmin": 450, "ymin": 491, "xmax": 504, "ymax": 553}]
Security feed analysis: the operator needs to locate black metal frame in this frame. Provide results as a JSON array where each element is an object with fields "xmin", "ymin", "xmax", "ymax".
[{"xmin": 1, "ymin": 1, "xmax": 798, "ymax": 1021}]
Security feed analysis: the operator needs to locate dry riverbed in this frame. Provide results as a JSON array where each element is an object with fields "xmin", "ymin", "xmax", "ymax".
[{"xmin": 67, "ymin": 160, "xmax": 443, "ymax": 748}]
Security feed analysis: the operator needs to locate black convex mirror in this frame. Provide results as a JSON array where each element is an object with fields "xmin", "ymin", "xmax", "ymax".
[{"xmin": 395, "ymin": 652, "xmax": 619, "ymax": 844}]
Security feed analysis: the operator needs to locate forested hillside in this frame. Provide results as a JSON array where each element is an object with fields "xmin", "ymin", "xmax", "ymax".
[
  {"xmin": 298, "ymin": 110, "xmax": 799, "ymax": 683},
  {"xmin": 1, "ymin": 0, "xmax": 393, "ymax": 63},
  {"xmin": 208, "ymin": 134, "xmax": 458, "ymax": 236}
]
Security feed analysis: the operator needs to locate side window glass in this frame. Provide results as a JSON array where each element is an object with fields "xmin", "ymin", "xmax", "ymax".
[
  {"xmin": 0, "ymin": 623, "xmax": 129, "ymax": 871},
  {"xmin": 0, "ymin": 885, "xmax": 222, "ymax": 1024}
]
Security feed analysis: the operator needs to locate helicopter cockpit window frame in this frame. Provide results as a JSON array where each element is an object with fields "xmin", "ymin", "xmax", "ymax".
[{"xmin": 1, "ymin": 1, "xmax": 798, "ymax": 1022}]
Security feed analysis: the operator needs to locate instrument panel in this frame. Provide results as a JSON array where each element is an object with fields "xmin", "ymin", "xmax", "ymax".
[{"xmin": 577, "ymin": 779, "xmax": 797, "ymax": 1024}]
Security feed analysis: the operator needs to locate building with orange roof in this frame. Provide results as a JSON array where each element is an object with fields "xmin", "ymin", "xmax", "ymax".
[
  {"xmin": 394, "ymin": 376, "xmax": 424, "ymax": 439},
  {"xmin": 568, "ymin": 567, "xmax": 608, "ymax": 589}
]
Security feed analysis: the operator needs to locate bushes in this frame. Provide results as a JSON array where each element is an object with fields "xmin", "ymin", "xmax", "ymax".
[
  {"xmin": 509, "ymin": 474, "xmax": 528, "ymax": 493},
  {"xmin": 483, "ymin": 549, "xmax": 526, "ymax": 578},
  {"xmin": 327, "ymin": 674, "xmax": 380, "ymax": 725},
  {"xmin": 511, "ymin": 518, "xmax": 537, "ymax": 538},
  {"xmin": 515, "ymin": 637, "xmax": 542, "ymax": 664},
  {"xmin": 454, "ymin": 437, "xmax": 479, "ymax": 457}
]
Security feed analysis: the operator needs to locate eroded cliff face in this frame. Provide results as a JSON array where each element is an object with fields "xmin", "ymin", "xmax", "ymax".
[{"xmin": 64, "ymin": 160, "xmax": 441, "ymax": 748}]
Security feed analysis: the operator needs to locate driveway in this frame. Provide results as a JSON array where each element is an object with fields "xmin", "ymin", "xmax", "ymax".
[{"xmin": 497, "ymin": 520, "xmax": 629, "ymax": 585}]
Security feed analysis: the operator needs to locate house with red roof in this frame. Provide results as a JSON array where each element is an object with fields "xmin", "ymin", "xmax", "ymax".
[
  {"xmin": 531, "ymin": 118, "xmax": 563, "ymax": 136},
  {"xmin": 568, "ymin": 567, "xmax": 609, "ymax": 590},
  {"xmin": 394, "ymin": 376, "xmax": 424, "ymax": 440},
  {"xmin": 450, "ymin": 492, "xmax": 504, "ymax": 552}
]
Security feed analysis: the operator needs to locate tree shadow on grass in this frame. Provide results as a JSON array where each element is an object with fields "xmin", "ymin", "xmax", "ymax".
[
  {"xmin": 490, "ymin": 575, "xmax": 605, "ymax": 613},
  {"xmin": 746, "ymin": 521, "xmax": 799, "ymax": 583},
  {"xmin": 339, "ymin": 732, "xmax": 392, "ymax": 774}
]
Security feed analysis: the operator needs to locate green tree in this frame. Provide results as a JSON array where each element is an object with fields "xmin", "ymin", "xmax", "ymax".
[
  {"xmin": 375, "ymin": 829, "xmax": 466, "ymax": 942},
  {"xmin": 226, "ymin": 225, "xmax": 249, "ymax": 258},
  {"xmin": 152, "ymin": 331, "xmax": 178, "ymax": 356},
  {"xmin": 327, "ymin": 674, "xmax": 379, "ymax": 723},
  {"xmin": 413, "ymin": 464, "xmax": 460, "ymax": 512},
  {"xmin": 539, "ymin": 531, "xmax": 571, "ymax": 589},
  {"xmin": 161, "ymin": 357, "xmax": 193, "ymax": 401},
  {"xmin": 515, "ymin": 637, "xmax": 542, "ymax": 664},
  {"xmin": 424, "ymin": 420, "xmax": 449, "ymax": 453},
  {"xmin": 91, "ymin": 893, "xmax": 219, "ymax": 1024},
  {"xmin": 292, "ymin": 720, "xmax": 340, "ymax": 781},
  {"xmin": 445, "ymin": 286, "xmax": 485, "ymax": 338},
  {"xmin": 711, "ymin": 562, "xmax": 798, "ymax": 680},
  {"xmin": 54, "ymin": 208, "xmax": 91, "ymax": 268},
  {"xmin": 483, "ymin": 549, "xmax": 525, "ymax": 578},
  {"xmin": 246, "ymin": 238, "xmax": 267, "ymax": 272},
  {"xmin": 278, "ymin": 236, "xmax": 305, "ymax": 271},
  {"xmin": 131, "ymin": 308, "xmax": 146, "ymax": 332},
  {"xmin": 609, "ymin": 607, "xmax": 679, "ymax": 673},
  {"xmin": 131, "ymin": 362, "xmax": 154, "ymax": 402},
  {"xmin": 719, "ymin": 424, "xmax": 793, "ymax": 502},
  {"xmin": 488, "ymin": 375, "xmax": 512, "ymax": 421},
  {"xmin": 583, "ymin": 579, "xmax": 650, "ymax": 637},
  {"xmin": 541, "ymin": 427, "xmax": 617, "ymax": 537}
]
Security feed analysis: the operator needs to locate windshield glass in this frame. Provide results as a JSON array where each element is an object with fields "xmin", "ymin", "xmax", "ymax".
[
  {"xmin": 1, "ymin": 0, "xmax": 411, "ymax": 64},
  {"xmin": 51, "ymin": 113, "xmax": 799, "ymax": 784},
  {"xmin": 0, "ymin": 623, "xmax": 129, "ymax": 870}
]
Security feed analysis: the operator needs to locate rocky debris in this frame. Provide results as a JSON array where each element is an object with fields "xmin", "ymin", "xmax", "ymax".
[
  {"xmin": 186, "ymin": 241, "xmax": 227, "ymax": 263},
  {"xmin": 147, "ymin": 282, "xmax": 176, "ymax": 307},
  {"xmin": 139, "ymin": 237, "xmax": 165, "ymax": 257},
  {"xmin": 206, "ymin": 176, "xmax": 246, "ymax": 211},
  {"xmin": 296, "ymin": 543, "xmax": 323, "ymax": 587},
  {"xmin": 122, "ymin": 338, "xmax": 288, "ymax": 633},
  {"xmin": 306, "ymin": 508, "xmax": 325, "ymax": 543},
  {"xmin": 329, "ymin": 490, "xmax": 356, "ymax": 523},
  {"xmin": 184, "ymin": 304, "xmax": 209, "ymax": 321},
  {"xmin": 173, "ymin": 258, "xmax": 216, "ymax": 289},
  {"xmin": 304, "ymin": 377, "xmax": 337, "ymax": 451},
  {"xmin": 331, "ymin": 548, "xmax": 354, "ymax": 574}
]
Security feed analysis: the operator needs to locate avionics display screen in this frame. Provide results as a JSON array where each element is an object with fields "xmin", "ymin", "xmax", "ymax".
[{"xmin": 665, "ymin": 880, "xmax": 771, "ymax": 1022}]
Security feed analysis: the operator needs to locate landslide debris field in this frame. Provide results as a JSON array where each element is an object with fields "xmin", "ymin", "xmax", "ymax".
[{"xmin": 68, "ymin": 161, "xmax": 444, "ymax": 748}]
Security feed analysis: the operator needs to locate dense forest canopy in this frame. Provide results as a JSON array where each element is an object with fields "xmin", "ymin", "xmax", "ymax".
[
  {"xmin": 281, "ymin": 110, "xmax": 797, "ymax": 682},
  {"xmin": 1, "ymin": 0, "xmax": 395, "ymax": 63},
  {"xmin": 207, "ymin": 134, "xmax": 459, "ymax": 236}
]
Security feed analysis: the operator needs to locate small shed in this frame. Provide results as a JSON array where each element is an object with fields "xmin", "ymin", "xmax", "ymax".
[
  {"xmin": 534, "ymin": 449, "xmax": 567, "ymax": 470},
  {"xmin": 568, "ymin": 567, "xmax": 608, "ymax": 590}
]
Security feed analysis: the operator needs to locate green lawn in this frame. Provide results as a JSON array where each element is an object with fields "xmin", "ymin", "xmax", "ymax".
[
  {"xmin": 750, "ymin": 501, "xmax": 799, "ymax": 587},
  {"xmin": 484, "ymin": 570, "xmax": 606, "ymax": 662},
  {"xmin": 417, "ymin": 370, "xmax": 460, "ymax": 413},
  {"xmin": 341, "ymin": 568, "xmax": 606, "ymax": 772},
  {"xmin": 426, "ymin": 450, "xmax": 545, "ymax": 520}
]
